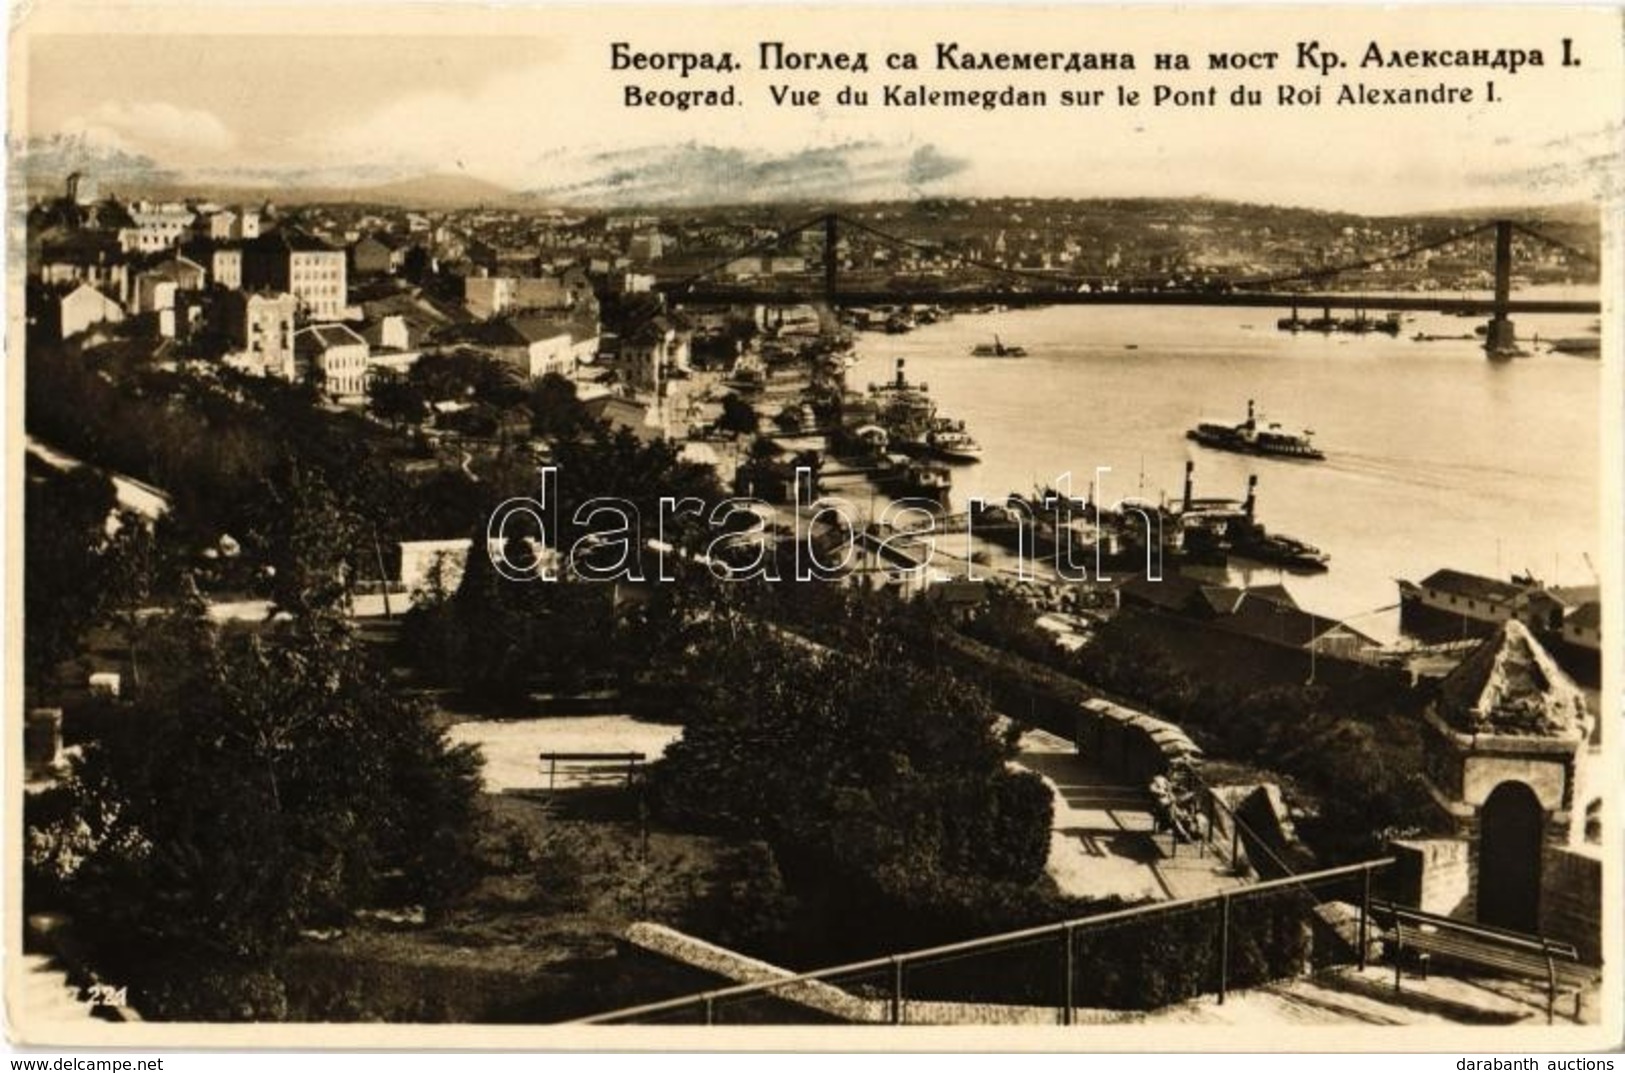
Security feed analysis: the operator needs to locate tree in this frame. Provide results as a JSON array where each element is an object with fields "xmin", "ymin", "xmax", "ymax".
[
  {"xmin": 26, "ymin": 594, "xmax": 483, "ymax": 1017},
  {"xmin": 248, "ymin": 462, "xmax": 363, "ymax": 617},
  {"xmin": 651, "ymin": 619, "xmax": 1049, "ymax": 890},
  {"xmin": 24, "ymin": 463, "xmax": 117, "ymax": 702},
  {"xmin": 367, "ymin": 368, "xmax": 428, "ymax": 429},
  {"xmin": 716, "ymin": 393, "xmax": 759, "ymax": 436},
  {"xmin": 529, "ymin": 372, "xmax": 588, "ymax": 441}
]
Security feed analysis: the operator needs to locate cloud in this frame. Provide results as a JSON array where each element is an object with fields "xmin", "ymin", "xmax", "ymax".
[
  {"xmin": 521, "ymin": 141, "xmax": 967, "ymax": 206},
  {"xmin": 906, "ymin": 145, "xmax": 969, "ymax": 188},
  {"xmin": 60, "ymin": 100, "xmax": 237, "ymax": 163}
]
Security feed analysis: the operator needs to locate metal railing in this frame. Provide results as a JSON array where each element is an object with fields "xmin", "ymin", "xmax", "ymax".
[{"xmin": 575, "ymin": 857, "xmax": 1393, "ymax": 1025}]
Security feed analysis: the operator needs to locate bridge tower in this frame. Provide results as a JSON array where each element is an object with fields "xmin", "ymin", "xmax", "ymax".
[{"xmin": 1484, "ymin": 220, "xmax": 1519, "ymax": 358}]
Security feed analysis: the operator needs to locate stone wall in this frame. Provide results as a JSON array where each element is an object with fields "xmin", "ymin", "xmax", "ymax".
[
  {"xmin": 1538, "ymin": 846, "xmax": 1603, "ymax": 964},
  {"xmin": 1074, "ymin": 699, "xmax": 1201, "ymax": 784},
  {"xmin": 1390, "ymin": 838, "xmax": 1474, "ymax": 919}
]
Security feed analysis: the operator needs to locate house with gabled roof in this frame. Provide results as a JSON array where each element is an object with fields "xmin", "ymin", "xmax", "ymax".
[
  {"xmin": 40, "ymin": 281, "xmax": 125, "ymax": 342},
  {"xmin": 295, "ymin": 322, "xmax": 370, "ymax": 402},
  {"xmin": 352, "ymin": 232, "xmax": 407, "ymax": 276}
]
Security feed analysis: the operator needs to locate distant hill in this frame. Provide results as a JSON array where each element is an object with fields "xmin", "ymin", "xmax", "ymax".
[
  {"xmin": 307, "ymin": 171, "xmax": 521, "ymax": 208},
  {"xmin": 1408, "ymin": 202, "xmax": 1600, "ymax": 226},
  {"xmin": 17, "ymin": 136, "xmax": 523, "ymax": 209}
]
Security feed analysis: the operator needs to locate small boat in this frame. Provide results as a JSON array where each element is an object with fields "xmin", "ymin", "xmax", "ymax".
[
  {"xmin": 1186, "ymin": 400, "xmax": 1324, "ymax": 461},
  {"xmin": 925, "ymin": 418, "xmax": 983, "ymax": 462},
  {"xmin": 971, "ymin": 335, "xmax": 1026, "ymax": 358}
]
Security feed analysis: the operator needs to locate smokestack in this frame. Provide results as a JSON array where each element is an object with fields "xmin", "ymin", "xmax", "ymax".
[
  {"xmin": 1244, "ymin": 474, "xmax": 1258, "ymax": 519},
  {"xmin": 1182, "ymin": 460, "xmax": 1194, "ymax": 512},
  {"xmin": 895, "ymin": 358, "xmax": 906, "ymax": 389},
  {"xmin": 1246, "ymin": 399, "xmax": 1255, "ymax": 428}
]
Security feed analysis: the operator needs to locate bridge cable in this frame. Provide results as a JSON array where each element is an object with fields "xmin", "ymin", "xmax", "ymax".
[
  {"xmin": 1508, "ymin": 222, "xmax": 1599, "ymax": 266},
  {"xmin": 833, "ymin": 212, "xmax": 1083, "ymax": 292},
  {"xmin": 668, "ymin": 211, "xmax": 837, "ymax": 292},
  {"xmin": 1237, "ymin": 222, "xmax": 1500, "ymax": 290}
]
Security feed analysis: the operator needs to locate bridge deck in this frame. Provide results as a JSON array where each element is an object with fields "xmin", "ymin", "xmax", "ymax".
[{"xmin": 661, "ymin": 287, "xmax": 1599, "ymax": 316}]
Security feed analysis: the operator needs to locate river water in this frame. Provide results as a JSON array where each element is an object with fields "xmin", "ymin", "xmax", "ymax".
[{"xmin": 847, "ymin": 297, "xmax": 1603, "ymax": 639}]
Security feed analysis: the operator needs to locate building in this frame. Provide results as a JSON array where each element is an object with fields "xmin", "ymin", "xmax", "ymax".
[
  {"xmin": 617, "ymin": 314, "xmax": 691, "ymax": 393},
  {"xmin": 242, "ymin": 230, "xmax": 349, "ymax": 321},
  {"xmin": 1211, "ymin": 589, "xmax": 1379, "ymax": 661},
  {"xmin": 583, "ymin": 395, "xmax": 662, "ymax": 443},
  {"xmin": 470, "ymin": 315, "xmax": 596, "ymax": 380},
  {"xmin": 120, "ymin": 201, "xmax": 196, "ymax": 254},
  {"xmin": 134, "ymin": 253, "xmax": 207, "ymax": 313},
  {"xmin": 295, "ymin": 323, "xmax": 370, "ymax": 401},
  {"xmin": 352, "ymin": 233, "xmax": 406, "ymax": 276},
  {"xmin": 1399, "ymin": 568, "xmax": 1533, "ymax": 640},
  {"xmin": 1562, "ymin": 601, "xmax": 1601, "ymax": 652},
  {"xmin": 37, "ymin": 232, "xmax": 131, "ymax": 305},
  {"xmin": 462, "ymin": 268, "xmax": 593, "ymax": 320},
  {"xmin": 135, "ymin": 276, "xmax": 178, "ymax": 317},
  {"xmin": 196, "ymin": 210, "xmax": 238, "ymax": 242},
  {"xmin": 190, "ymin": 206, "xmax": 261, "ymax": 242},
  {"xmin": 362, "ymin": 314, "xmax": 413, "ymax": 352},
  {"xmin": 184, "ymin": 240, "xmax": 245, "ymax": 290},
  {"xmin": 221, "ymin": 290, "xmax": 298, "ymax": 380},
  {"xmin": 363, "ymin": 315, "xmax": 421, "ymax": 380},
  {"xmin": 463, "ymin": 275, "xmax": 513, "ymax": 320},
  {"xmin": 1516, "ymin": 584, "xmax": 1600, "ymax": 636},
  {"xmin": 626, "ymin": 230, "xmax": 668, "ymax": 261},
  {"xmin": 65, "ymin": 170, "xmax": 98, "ymax": 206},
  {"xmin": 44, "ymin": 282, "xmax": 125, "ymax": 341},
  {"xmin": 359, "ymin": 290, "xmax": 463, "ymax": 345}
]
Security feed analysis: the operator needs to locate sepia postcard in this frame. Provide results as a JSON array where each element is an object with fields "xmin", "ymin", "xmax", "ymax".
[{"xmin": 4, "ymin": 0, "xmax": 1622, "ymax": 1053}]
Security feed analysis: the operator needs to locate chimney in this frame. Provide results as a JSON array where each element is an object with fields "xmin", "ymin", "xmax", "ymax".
[
  {"xmin": 895, "ymin": 358, "xmax": 906, "ymax": 389},
  {"xmin": 1246, "ymin": 398, "xmax": 1256, "ymax": 428},
  {"xmin": 1244, "ymin": 474, "xmax": 1258, "ymax": 519},
  {"xmin": 1182, "ymin": 460, "xmax": 1195, "ymax": 512}
]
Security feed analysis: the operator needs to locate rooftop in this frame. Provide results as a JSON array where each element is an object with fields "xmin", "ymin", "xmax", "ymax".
[
  {"xmin": 295, "ymin": 323, "xmax": 368, "ymax": 354},
  {"xmin": 1435, "ymin": 620, "xmax": 1590, "ymax": 738},
  {"xmin": 1419, "ymin": 568, "xmax": 1530, "ymax": 604}
]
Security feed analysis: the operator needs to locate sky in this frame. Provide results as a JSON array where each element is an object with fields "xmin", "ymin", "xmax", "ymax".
[{"xmin": 12, "ymin": 3, "xmax": 1624, "ymax": 213}]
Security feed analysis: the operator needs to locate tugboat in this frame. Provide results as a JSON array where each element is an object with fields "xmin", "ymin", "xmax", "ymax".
[
  {"xmin": 1186, "ymin": 400, "xmax": 1324, "ymax": 461},
  {"xmin": 971, "ymin": 335, "xmax": 1027, "ymax": 357},
  {"xmin": 1174, "ymin": 466, "xmax": 1330, "ymax": 573},
  {"xmin": 1222, "ymin": 475, "xmax": 1329, "ymax": 572}
]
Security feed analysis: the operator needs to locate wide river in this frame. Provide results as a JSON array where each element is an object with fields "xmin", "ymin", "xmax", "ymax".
[{"xmin": 847, "ymin": 298, "xmax": 1604, "ymax": 640}]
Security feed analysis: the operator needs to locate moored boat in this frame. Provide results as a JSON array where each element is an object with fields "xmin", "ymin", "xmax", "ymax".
[
  {"xmin": 971, "ymin": 335, "xmax": 1027, "ymax": 358},
  {"xmin": 925, "ymin": 418, "xmax": 983, "ymax": 462}
]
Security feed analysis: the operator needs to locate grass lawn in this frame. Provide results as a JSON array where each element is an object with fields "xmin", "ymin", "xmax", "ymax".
[{"xmin": 276, "ymin": 791, "xmax": 773, "ymax": 1023}]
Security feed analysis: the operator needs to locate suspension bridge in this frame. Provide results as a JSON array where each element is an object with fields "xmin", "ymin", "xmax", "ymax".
[{"xmin": 655, "ymin": 212, "xmax": 1601, "ymax": 356}]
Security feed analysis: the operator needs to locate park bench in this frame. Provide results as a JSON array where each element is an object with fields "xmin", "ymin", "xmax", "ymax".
[
  {"xmin": 1374, "ymin": 900, "xmax": 1595, "ymax": 1023},
  {"xmin": 537, "ymin": 751, "xmax": 647, "ymax": 791}
]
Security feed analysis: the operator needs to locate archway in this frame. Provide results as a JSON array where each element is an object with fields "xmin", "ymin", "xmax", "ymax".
[{"xmin": 1477, "ymin": 780, "xmax": 1544, "ymax": 933}]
